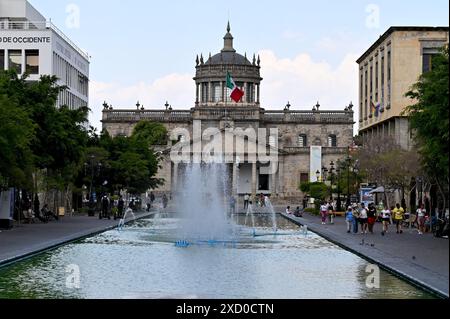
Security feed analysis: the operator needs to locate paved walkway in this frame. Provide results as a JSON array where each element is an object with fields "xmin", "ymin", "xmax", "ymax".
[
  {"xmin": 280, "ymin": 211, "xmax": 449, "ymax": 298},
  {"xmin": 0, "ymin": 211, "xmax": 153, "ymax": 267}
]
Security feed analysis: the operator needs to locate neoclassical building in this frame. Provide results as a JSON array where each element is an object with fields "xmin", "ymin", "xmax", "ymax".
[{"xmin": 102, "ymin": 24, "xmax": 355, "ymax": 203}]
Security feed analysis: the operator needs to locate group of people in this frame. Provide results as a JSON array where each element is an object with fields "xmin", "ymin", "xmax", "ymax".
[
  {"xmin": 320, "ymin": 201, "xmax": 337, "ymax": 225},
  {"xmin": 243, "ymin": 194, "xmax": 269, "ymax": 210},
  {"xmin": 286, "ymin": 206, "xmax": 304, "ymax": 218},
  {"xmin": 344, "ymin": 202, "xmax": 429, "ymax": 236},
  {"xmin": 17, "ymin": 195, "xmax": 59, "ymax": 224}
]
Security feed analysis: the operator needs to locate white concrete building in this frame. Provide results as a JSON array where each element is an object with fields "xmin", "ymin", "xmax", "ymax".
[{"xmin": 0, "ymin": 0, "xmax": 89, "ymax": 109}]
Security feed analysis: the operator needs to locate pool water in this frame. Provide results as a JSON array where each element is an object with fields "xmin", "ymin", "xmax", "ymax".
[{"xmin": 0, "ymin": 215, "xmax": 435, "ymax": 299}]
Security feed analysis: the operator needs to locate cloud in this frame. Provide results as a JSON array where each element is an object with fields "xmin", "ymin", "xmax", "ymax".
[
  {"xmin": 89, "ymin": 50, "xmax": 360, "ymax": 133},
  {"xmin": 258, "ymin": 49, "xmax": 359, "ymax": 128},
  {"xmin": 89, "ymin": 73, "xmax": 194, "ymax": 130}
]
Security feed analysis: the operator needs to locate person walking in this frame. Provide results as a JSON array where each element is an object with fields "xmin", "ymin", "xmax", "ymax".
[
  {"xmin": 162, "ymin": 194, "xmax": 169, "ymax": 209},
  {"xmin": 229, "ymin": 197, "xmax": 236, "ymax": 215},
  {"xmin": 101, "ymin": 195, "xmax": 110, "ymax": 220},
  {"xmin": 359, "ymin": 203, "xmax": 368, "ymax": 234},
  {"xmin": 345, "ymin": 206, "xmax": 354, "ymax": 233},
  {"xmin": 393, "ymin": 203, "xmax": 405, "ymax": 234},
  {"xmin": 117, "ymin": 196, "xmax": 125, "ymax": 219},
  {"xmin": 381, "ymin": 206, "xmax": 392, "ymax": 236},
  {"xmin": 320, "ymin": 202, "xmax": 328, "ymax": 225},
  {"xmin": 367, "ymin": 203, "xmax": 377, "ymax": 234},
  {"xmin": 352, "ymin": 204, "xmax": 360, "ymax": 234},
  {"xmin": 244, "ymin": 194, "xmax": 250, "ymax": 211},
  {"xmin": 416, "ymin": 204, "xmax": 427, "ymax": 235},
  {"xmin": 150, "ymin": 192, "xmax": 156, "ymax": 206},
  {"xmin": 260, "ymin": 194, "xmax": 266, "ymax": 208},
  {"xmin": 328, "ymin": 201, "xmax": 335, "ymax": 225}
]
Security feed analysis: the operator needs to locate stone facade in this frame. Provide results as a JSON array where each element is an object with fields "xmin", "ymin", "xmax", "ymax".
[
  {"xmin": 357, "ymin": 26, "xmax": 449, "ymax": 149},
  {"xmin": 102, "ymin": 24, "xmax": 355, "ymax": 204}
]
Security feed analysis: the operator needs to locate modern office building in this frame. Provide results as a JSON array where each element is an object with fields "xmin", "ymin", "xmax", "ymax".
[
  {"xmin": 0, "ymin": 0, "xmax": 89, "ymax": 109},
  {"xmin": 357, "ymin": 26, "xmax": 449, "ymax": 150}
]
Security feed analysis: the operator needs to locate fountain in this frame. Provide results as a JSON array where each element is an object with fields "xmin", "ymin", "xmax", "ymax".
[
  {"xmin": 118, "ymin": 208, "xmax": 136, "ymax": 231},
  {"xmin": 175, "ymin": 163, "xmax": 236, "ymax": 243}
]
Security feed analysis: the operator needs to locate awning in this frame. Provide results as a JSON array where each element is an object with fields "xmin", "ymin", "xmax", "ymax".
[
  {"xmin": 368, "ymin": 186, "xmax": 396, "ymax": 194},
  {"xmin": 368, "ymin": 186, "xmax": 385, "ymax": 194}
]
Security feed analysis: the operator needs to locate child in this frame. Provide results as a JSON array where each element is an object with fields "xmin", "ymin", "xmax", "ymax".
[{"xmin": 345, "ymin": 206, "xmax": 354, "ymax": 233}]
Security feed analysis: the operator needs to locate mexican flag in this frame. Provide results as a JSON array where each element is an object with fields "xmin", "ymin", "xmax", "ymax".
[{"xmin": 226, "ymin": 72, "xmax": 244, "ymax": 103}]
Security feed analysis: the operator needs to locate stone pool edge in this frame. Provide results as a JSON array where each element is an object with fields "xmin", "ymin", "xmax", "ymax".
[{"xmin": 0, "ymin": 212, "xmax": 155, "ymax": 269}]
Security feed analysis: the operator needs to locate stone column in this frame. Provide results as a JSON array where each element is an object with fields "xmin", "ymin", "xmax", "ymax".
[
  {"xmin": 232, "ymin": 163, "xmax": 238, "ymax": 197},
  {"xmin": 243, "ymin": 82, "xmax": 248, "ymax": 103},
  {"xmin": 256, "ymin": 84, "xmax": 260, "ymax": 105},
  {"xmin": 208, "ymin": 82, "xmax": 212, "ymax": 103},
  {"xmin": 278, "ymin": 158, "xmax": 284, "ymax": 196},
  {"xmin": 173, "ymin": 162, "xmax": 179, "ymax": 191},
  {"xmin": 195, "ymin": 83, "xmax": 199, "ymax": 104},
  {"xmin": 220, "ymin": 81, "xmax": 224, "ymax": 103},
  {"xmin": 252, "ymin": 162, "xmax": 257, "ymax": 197}
]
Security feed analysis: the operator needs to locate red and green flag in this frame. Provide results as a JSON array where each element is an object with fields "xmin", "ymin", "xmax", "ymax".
[{"xmin": 226, "ymin": 72, "xmax": 244, "ymax": 103}]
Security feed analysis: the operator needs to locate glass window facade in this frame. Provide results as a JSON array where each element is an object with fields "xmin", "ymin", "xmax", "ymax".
[
  {"xmin": 0, "ymin": 50, "xmax": 4, "ymax": 70},
  {"xmin": 8, "ymin": 50, "xmax": 22, "ymax": 74},
  {"xmin": 25, "ymin": 50, "xmax": 39, "ymax": 74}
]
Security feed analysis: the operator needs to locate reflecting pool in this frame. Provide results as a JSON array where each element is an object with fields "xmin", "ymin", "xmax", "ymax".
[{"xmin": 0, "ymin": 215, "xmax": 435, "ymax": 299}]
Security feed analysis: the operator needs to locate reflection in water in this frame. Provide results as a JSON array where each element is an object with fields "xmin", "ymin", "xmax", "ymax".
[{"xmin": 0, "ymin": 216, "xmax": 435, "ymax": 299}]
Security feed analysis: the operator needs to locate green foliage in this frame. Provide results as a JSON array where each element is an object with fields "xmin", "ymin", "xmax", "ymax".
[
  {"xmin": 82, "ymin": 123, "xmax": 166, "ymax": 196},
  {"xmin": 0, "ymin": 70, "xmax": 89, "ymax": 191},
  {"xmin": 404, "ymin": 47, "xmax": 449, "ymax": 191},
  {"xmin": 0, "ymin": 93, "xmax": 35, "ymax": 189},
  {"xmin": 299, "ymin": 182, "xmax": 328, "ymax": 201},
  {"xmin": 132, "ymin": 121, "xmax": 168, "ymax": 146}
]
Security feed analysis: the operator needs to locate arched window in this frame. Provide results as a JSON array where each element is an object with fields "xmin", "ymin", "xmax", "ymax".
[
  {"xmin": 328, "ymin": 135, "xmax": 337, "ymax": 147},
  {"xmin": 298, "ymin": 134, "xmax": 307, "ymax": 147}
]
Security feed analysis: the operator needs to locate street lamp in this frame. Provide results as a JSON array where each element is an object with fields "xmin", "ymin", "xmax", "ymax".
[
  {"xmin": 346, "ymin": 155, "xmax": 352, "ymax": 207},
  {"xmin": 322, "ymin": 166, "xmax": 328, "ymax": 182},
  {"xmin": 85, "ymin": 155, "xmax": 102, "ymax": 217},
  {"xmin": 336, "ymin": 168, "xmax": 342, "ymax": 212},
  {"xmin": 329, "ymin": 161, "xmax": 335, "ymax": 201}
]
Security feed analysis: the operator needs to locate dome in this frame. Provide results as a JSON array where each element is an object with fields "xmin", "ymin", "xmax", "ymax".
[{"xmin": 207, "ymin": 52, "xmax": 252, "ymax": 66}]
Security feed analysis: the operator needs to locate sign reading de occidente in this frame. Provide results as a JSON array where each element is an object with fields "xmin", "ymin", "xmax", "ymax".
[{"xmin": 0, "ymin": 36, "xmax": 51, "ymax": 44}]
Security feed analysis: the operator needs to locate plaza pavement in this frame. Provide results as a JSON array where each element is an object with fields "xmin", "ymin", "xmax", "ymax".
[
  {"xmin": 279, "ymin": 210, "xmax": 449, "ymax": 298},
  {"xmin": 0, "ymin": 211, "xmax": 153, "ymax": 267}
]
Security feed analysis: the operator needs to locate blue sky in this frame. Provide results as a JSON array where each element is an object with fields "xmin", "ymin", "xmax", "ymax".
[{"xmin": 29, "ymin": 0, "xmax": 449, "ymax": 129}]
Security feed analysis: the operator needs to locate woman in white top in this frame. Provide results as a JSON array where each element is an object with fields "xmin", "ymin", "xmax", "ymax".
[
  {"xmin": 359, "ymin": 204, "xmax": 369, "ymax": 234},
  {"xmin": 381, "ymin": 208, "xmax": 391, "ymax": 235},
  {"xmin": 416, "ymin": 204, "xmax": 427, "ymax": 235}
]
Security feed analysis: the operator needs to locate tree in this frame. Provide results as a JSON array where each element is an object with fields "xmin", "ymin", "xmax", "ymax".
[
  {"xmin": 0, "ymin": 93, "xmax": 35, "ymax": 189},
  {"xmin": 356, "ymin": 136, "xmax": 421, "ymax": 208},
  {"xmin": 132, "ymin": 121, "xmax": 168, "ymax": 146},
  {"xmin": 300, "ymin": 182, "xmax": 329, "ymax": 213},
  {"xmin": 0, "ymin": 70, "xmax": 90, "ymax": 213},
  {"xmin": 404, "ymin": 47, "xmax": 449, "ymax": 210},
  {"xmin": 80, "ymin": 126, "xmax": 166, "ymax": 198}
]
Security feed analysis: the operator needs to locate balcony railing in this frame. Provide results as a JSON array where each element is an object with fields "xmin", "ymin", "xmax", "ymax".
[
  {"xmin": 103, "ymin": 110, "xmax": 193, "ymax": 122},
  {"xmin": 0, "ymin": 20, "xmax": 89, "ymax": 61}
]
